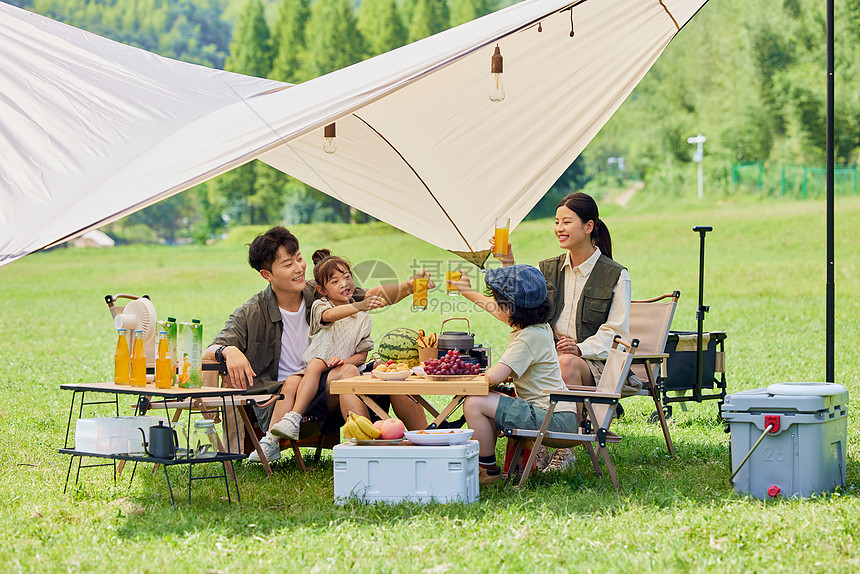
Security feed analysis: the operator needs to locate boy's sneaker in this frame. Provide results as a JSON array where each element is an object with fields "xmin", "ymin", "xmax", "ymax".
[
  {"xmin": 543, "ymin": 448, "xmax": 575, "ymax": 472},
  {"xmin": 247, "ymin": 434, "xmax": 281, "ymax": 463},
  {"xmin": 270, "ymin": 411, "xmax": 302, "ymax": 440},
  {"xmin": 479, "ymin": 467, "xmax": 502, "ymax": 485}
]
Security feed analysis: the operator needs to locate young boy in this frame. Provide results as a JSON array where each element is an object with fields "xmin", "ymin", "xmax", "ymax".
[{"xmin": 450, "ymin": 264, "xmax": 579, "ymax": 483}]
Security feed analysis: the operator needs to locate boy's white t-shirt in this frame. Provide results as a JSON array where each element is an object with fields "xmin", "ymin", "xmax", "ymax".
[
  {"xmin": 277, "ymin": 299, "xmax": 311, "ymax": 380},
  {"xmin": 498, "ymin": 323, "xmax": 576, "ymax": 412}
]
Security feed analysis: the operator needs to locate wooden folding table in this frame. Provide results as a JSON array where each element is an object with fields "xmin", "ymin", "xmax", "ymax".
[{"xmin": 329, "ymin": 374, "xmax": 488, "ymax": 429}]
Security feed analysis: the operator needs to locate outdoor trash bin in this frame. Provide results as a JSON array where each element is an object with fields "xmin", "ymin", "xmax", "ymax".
[
  {"xmin": 721, "ymin": 382, "xmax": 848, "ymax": 499},
  {"xmin": 333, "ymin": 441, "xmax": 479, "ymax": 504}
]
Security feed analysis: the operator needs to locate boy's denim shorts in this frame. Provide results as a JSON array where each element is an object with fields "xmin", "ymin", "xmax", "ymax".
[{"xmin": 494, "ymin": 394, "xmax": 579, "ymax": 432}]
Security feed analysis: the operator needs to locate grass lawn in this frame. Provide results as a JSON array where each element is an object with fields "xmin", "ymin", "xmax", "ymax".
[{"xmin": 1, "ymin": 194, "xmax": 858, "ymax": 572}]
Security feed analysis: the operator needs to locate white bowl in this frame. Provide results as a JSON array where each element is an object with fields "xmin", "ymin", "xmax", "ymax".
[{"xmin": 372, "ymin": 369, "xmax": 412, "ymax": 381}]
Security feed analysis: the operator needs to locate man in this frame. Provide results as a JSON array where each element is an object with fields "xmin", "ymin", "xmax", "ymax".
[{"xmin": 204, "ymin": 226, "xmax": 427, "ymax": 463}]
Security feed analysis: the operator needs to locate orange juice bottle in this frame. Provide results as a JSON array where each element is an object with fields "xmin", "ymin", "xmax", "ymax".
[
  {"xmin": 130, "ymin": 330, "xmax": 147, "ymax": 387},
  {"xmin": 154, "ymin": 331, "xmax": 172, "ymax": 389},
  {"xmin": 114, "ymin": 328, "xmax": 131, "ymax": 385}
]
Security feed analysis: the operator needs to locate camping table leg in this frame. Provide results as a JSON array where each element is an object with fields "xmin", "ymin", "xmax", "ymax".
[
  {"xmin": 358, "ymin": 395, "xmax": 390, "ymax": 420},
  {"xmin": 410, "ymin": 395, "xmax": 440, "ymax": 421},
  {"xmin": 646, "ymin": 361, "xmax": 675, "ymax": 456},
  {"xmin": 428, "ymin": 396, "xmax": 465, "ymax": 429}
]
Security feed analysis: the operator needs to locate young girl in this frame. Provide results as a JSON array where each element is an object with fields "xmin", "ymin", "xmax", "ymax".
[
  {"xmin": 267, "ymin": 249, "xmax": 385, "ymax": 440},
  {"xmin": 450, "ymin": 264, "xmax": 580, "ymax": 484}
]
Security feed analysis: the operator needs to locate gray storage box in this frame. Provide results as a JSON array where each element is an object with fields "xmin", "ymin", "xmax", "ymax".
[{"xmin": 722, "ymin": 382, "xmax": 848, "ymax": 499}]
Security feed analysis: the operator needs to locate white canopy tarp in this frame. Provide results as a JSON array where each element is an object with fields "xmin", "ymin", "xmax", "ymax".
[{"xmin": 0, "ymin": 0, "xmax": 708, "ymax": 267}]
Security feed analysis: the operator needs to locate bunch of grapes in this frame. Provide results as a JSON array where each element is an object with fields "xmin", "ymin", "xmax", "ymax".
[{"xmin": 424, "ymin": 350, "xmax": 480, "ymax": 376}]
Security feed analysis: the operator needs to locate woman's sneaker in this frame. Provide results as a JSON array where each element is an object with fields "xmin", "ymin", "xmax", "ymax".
[
  {"xmin": 543, "ymin": 448, "xmax": 575, "ymax": 472},
  {"xmin": 270, "ymin": 411, "xmax": 302, "ymax": 440},
  {"xmin": 247, "ymin": 434, "xmax": 281, "ymax": 463}
]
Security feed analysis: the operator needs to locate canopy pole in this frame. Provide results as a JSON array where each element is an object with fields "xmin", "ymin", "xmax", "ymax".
[{"xmin": 826, "ymin": 0, "xmax": 835, "ymax": 383}]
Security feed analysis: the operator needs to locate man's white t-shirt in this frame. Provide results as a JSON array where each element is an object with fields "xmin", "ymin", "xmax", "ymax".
[{"xmin": 278, "ymin": 300, "xmax": 310, "ymax": 380}]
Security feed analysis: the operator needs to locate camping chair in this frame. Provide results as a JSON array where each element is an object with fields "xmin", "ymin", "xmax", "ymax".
[
  {"xmin": 627, "ymin": 291, "xmax": 680, "ymax": 456},
  {"xmin": 504, "ymin": 336, "xmax": 638, "ymax": 490}
]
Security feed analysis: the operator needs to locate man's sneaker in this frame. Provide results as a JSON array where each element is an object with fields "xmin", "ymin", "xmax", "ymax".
[
  {"xmin": 543, "ymin": 448, "xmax": 575, "ymax": 472},
  {"xmin": 247, "ymin": 434, "xmax": 281, "ymax": 463},
  {"xmin": 479, "ymin": 467, "xmax": 502, "ymax": 485},
  {"xmin": 532, "ymin": 444, "xmax": 551, "ymax": 472},
  {"xmin": 270, "ymin": 411, "xmax": 302, "ymax": 440}
]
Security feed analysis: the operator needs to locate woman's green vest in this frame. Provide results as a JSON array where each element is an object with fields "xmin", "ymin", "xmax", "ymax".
[{"xmin": 538, "ymin": 252, "xmax": 624, "ymax": 340}]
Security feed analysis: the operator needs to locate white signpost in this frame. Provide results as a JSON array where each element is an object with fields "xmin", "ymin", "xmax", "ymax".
[{"xmin": 687, "ymin": 134, "xmax": 707, "ymax": 199}]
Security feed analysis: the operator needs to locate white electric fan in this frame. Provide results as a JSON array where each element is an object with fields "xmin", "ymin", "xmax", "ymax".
[{"xmin": 106, "ymin": 294, "xmax": 158, "ymax": 370}]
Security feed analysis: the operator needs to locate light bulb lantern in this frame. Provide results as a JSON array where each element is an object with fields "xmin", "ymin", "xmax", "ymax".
[
  {"xmin": 323, "ymin": 122, "xmax": 337, "ymax": 154},
  {"xmin": 489, "ymin": 44, "xmax": 505, "ymax": 103}
]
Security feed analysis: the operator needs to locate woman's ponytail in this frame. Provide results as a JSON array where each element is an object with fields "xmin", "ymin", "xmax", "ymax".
[{"xmin": 591, "ymin": 218, "xmax": 612, "ymax": 260}]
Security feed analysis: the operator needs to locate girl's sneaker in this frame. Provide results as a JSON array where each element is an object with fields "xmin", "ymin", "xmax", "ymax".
[{"xmin": 270, "ymin": 411, "xmax": 302, "ymax": 440}]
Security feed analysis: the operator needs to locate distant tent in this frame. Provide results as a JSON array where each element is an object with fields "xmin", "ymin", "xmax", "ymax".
[
  {"xmin": 70, "ymin": 230, "xmax": 115, "ymax": 249},
  {"xmin": 0, "ymin": 0, "xmax": 709, "ymax": 267}
]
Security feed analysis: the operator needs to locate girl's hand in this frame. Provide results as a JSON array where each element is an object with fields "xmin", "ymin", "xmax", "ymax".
[
  {"xmin": 408, "ymin": 269, "xmax": 435, "ymax": 292},
  {"xmin": 357, "ymin": 295, "xmax": 385, "ymax": 311},
  {"xmin": 489, "ymin": 237, "xmax": 515, "ymax": 266},
  {"xmin": 326, "ymin": 356, "xmax": 344, "ymax": 368},
  {"xmin": 556, "ymin": 337, "xmax": 581, "ymax": 357}
]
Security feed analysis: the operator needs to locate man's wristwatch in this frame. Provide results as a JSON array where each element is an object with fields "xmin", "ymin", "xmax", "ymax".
[{"xmin": 214, "ymin": 345, "xmax": 227, "ymax": 365}]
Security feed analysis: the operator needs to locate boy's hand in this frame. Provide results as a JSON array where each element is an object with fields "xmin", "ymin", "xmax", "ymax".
[
  {"xmin": 357, "ymin": 295, "xmax": 385, "ymax": 311},
  {"xmin": 448, "ymin": 271, "xmax": 472, "ymax": 294},
  {"xmin": 489, "ymin": 237, "xmax": 515, "ymax": 266}
]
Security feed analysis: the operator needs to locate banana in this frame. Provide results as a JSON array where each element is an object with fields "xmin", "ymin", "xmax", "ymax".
[
  {"xmin": 352, "ymin": 413, "xmax": 381, "ymax": 439},
  {"xmin": 346, "ymin": 413, "xmax": 369, "ymax": 440},
  {"xmin": 343, "ymin": 419, "xmax": 355, "ymax": 440}
]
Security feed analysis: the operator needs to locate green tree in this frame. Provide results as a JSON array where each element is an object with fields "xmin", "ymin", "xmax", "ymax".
[
  {"xmin": 225, "ymin": 0, "xmax": 273, "ymax": 77},
  {"xmin": 407, "ymin": 0, "xmax": 449, "ymax": 43},
  {"xmin": 448, "ymin": 0, "xmax": 493, "ymax": 27},
  {"xmin": 358, "ymin": 0, "xmax": 406, "ymax": 57},
  {"xmin": 302, "ymin": 0, "xmax": 366, "ymax": 222},
  {"xmin": 270, "ymin": 0, "xmax": 310, "ymax": 83}
]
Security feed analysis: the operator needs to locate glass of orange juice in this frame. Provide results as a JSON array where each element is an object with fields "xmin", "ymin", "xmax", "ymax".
[
  {"xmin": 493, "ymin": 217, "xmax": 510, "ymax": 256},
  {"xmin": 412, "ymin": 276, "xmax": 429, "ymax": 310},
  {"xmin": 446, "ymin": 266, "xmax": 462, "ymax": 296}
]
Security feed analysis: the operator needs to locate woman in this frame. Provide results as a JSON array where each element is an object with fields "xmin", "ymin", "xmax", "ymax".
[{"xmin": 495, "ymin": 192, "xmax": 633, "ymax": 471}]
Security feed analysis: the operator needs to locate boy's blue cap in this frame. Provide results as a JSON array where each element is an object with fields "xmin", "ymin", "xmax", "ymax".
[{"xmin": 484, "ymin": 264, "xmax": 547, "ymax": 309}]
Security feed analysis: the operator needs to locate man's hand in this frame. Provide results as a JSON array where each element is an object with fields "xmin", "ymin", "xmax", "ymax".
[
  {"xmin": 556, "ymin": 337, "xmax": 581, "ymax": 357},
  {"xmin": 489, "ymin": 237, "xmax": 515, "ymax": 267},
  {"xmin": 356, "ymin": 295, "xmax": 386, "ymax": 312},
  {"xmin": 223, "ymin": 346, "xmax": 256, "ymax": 390}
]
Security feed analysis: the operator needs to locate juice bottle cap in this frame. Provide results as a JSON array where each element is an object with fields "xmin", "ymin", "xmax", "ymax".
[{"xmin": 117, "ymin": 328, "xmax": 127, "ymax": 333}]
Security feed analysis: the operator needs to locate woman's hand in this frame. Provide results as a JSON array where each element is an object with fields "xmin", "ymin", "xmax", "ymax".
[
  {"xmin": 489, "ymin": 237, "xmax": 515, "ymax": 266},
  {"xmin": 357, "ymin": 295, "xmax": 386, "ymax": 311},
  {"xmin": 556, "ymin": 337, "xmax": 582, "ymax": 357}
]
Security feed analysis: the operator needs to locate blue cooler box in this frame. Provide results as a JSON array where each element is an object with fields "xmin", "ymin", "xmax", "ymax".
[
  {"xmin": 722, "ymin": 382, "xmax": 848, "ymax": 499},
  {"xmin": 333, "ymin": 441, "xmax": 479, "ymax": 504}
]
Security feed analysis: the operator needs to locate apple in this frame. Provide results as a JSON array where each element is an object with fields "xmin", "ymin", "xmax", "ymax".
[
  {"xmin": 379, "ymin": 418, "xmax": 406, "ymax": 440},
  {"xmin": 373, "ymin": 420, "xmax": 385, "ymax": 432}
]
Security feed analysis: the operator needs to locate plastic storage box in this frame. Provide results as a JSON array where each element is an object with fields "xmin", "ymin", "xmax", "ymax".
[
  {"xmin": 333, "ymin": 441, "xmax": 479, "ymax": 503},
  {"xmin": 722, "ymin": 382, "xmax": 848, "ymax": 499},
  {"xmin": 75, "ymin": 416, "xmax": 168, "ymax": 454}
]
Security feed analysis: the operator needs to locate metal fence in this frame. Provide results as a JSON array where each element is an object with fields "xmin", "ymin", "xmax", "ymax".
[{"xmin": 732, "ymin": 162, "xmax": 858, "ymax": 198}]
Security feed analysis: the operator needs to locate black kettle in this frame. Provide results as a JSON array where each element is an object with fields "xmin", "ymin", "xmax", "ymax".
[
  {"xmin": 139, "ymin": 421, "xmax": 178, "ymax": 459},
  {"xmin": 437, "ymin": 317, "xmax": 475, "ymax": 352}
]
